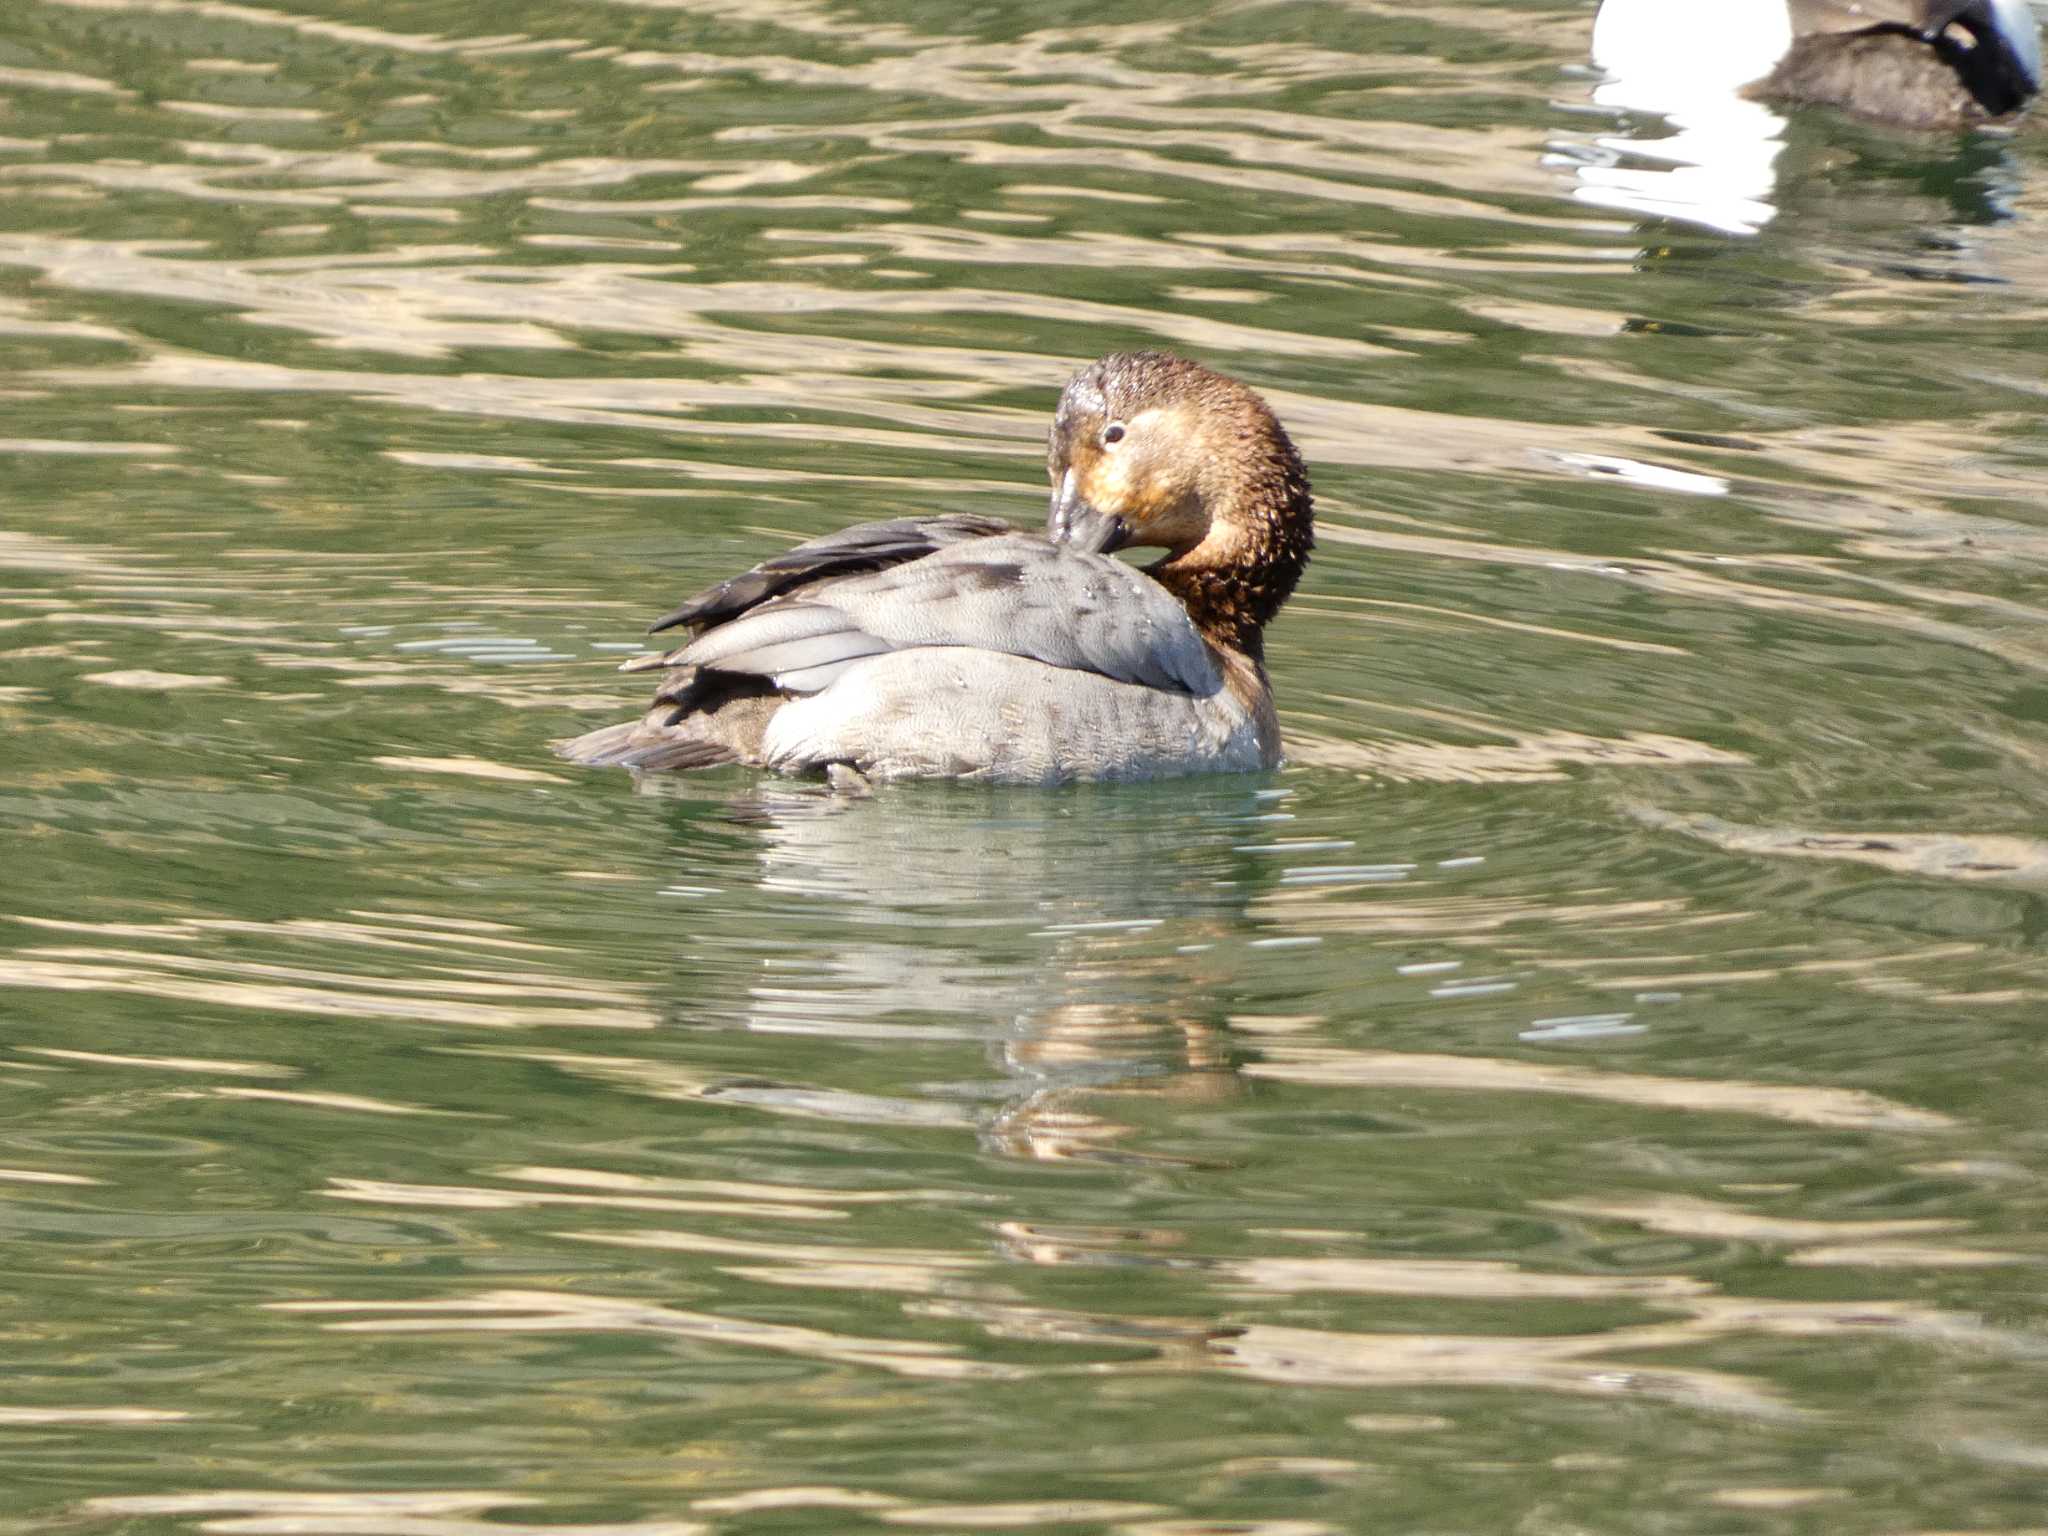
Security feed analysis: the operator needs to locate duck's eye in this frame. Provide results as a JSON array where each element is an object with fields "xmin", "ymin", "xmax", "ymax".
[{"xmin": 1101, "ymin": 422, "xmax": 1126, "ymax": 446}]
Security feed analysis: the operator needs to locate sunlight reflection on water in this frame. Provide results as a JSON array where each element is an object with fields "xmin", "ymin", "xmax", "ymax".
[{"xmin": 5, "ymin": 0, "xmax": 2048, "ymax": 1531}]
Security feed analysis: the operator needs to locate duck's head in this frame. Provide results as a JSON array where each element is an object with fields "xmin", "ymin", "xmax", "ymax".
[
  {"xmin": 1048, "ymin": 352, "xmax": 1283, "ymax": 558},
  {"xmin": 1045, "ymin": 354, "xmax": 1313, "ymax": 634}
]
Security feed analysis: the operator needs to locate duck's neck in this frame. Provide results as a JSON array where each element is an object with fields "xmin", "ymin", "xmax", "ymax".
[{"xmin": 1149, "ymin": 451, "xmax": 1313, "ymax": 665}]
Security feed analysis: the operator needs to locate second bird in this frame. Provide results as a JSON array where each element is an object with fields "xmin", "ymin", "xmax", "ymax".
[{"xmin": 1592, "ymin": 0, "xmax": 2043, "ymax": 128}]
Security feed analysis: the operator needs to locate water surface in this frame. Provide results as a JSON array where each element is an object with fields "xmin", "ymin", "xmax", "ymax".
[{"xmin": 5, "ymin": 2, "xmax": 2048, "ymax": 1532}]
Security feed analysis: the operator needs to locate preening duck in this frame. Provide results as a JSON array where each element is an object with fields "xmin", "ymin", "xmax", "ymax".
[
  {"xmin": 558, "ymin": 353, "xmax": 1314, "ymax": 785},
  {"xmin": 1592, "ymin": 0, "xmax": 2042, "ymax": 128}
]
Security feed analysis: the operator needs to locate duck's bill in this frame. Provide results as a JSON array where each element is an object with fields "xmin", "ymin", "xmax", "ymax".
[
  {"xmin": 1047, "ymin": 475, "xmax": 1131, "ymax": 555},
  {"xmin": 1928, "ymin": 0, "xmax": 2043, "ymax": 113}
]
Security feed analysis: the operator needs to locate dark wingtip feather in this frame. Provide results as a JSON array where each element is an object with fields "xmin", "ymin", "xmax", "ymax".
[
  {"xmin": 649, "ymin": 569, "xmax": 779, "ymax": 634},
  {"xmin": 647, "ymin": 513, "xmax": 1020, "ymax": 633}
]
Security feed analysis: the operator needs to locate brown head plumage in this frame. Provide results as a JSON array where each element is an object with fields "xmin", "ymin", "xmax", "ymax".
[{"xmin": 1046, "ymin": 352, "xmax": 1313, "ymax": 660}]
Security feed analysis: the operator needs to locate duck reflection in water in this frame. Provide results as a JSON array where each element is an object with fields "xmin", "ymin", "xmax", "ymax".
[
  {"xmin": 635, "ymin": 774, "xmax": 1284, "ymax": 1165},
  {"xmin": 1563, "ymin": 0, "xmax": 2042, "ymax": 236}
]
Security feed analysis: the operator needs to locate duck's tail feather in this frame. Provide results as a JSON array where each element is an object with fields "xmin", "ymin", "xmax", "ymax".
[{"xmin": 554, "ymin": 720, "xmax": 738, "ymax": 772}]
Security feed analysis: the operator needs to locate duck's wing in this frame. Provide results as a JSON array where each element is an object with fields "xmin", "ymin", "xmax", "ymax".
[
  {"xmin": 645, "ymin": 513, "xmax": 1016, "ymax": 636},
  {"xmin": 668, "ymin": 534, "xmax": 1223, "ymax": 697},
  {"xmin": 580, "ymin": 515, "xmax": 1025, "ymax": 772}
]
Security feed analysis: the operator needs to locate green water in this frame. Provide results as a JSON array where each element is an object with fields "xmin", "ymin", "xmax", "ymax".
[{"xmin": 4, "ymin": 1, "xmax": 2048, "ymax": 1531}]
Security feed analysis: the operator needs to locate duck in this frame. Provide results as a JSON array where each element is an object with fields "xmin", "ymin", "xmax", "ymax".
[
  {"xmin": 557, "ymin": 352, "xmax": 1314, "ymax": 785},
  {"xmin": 1590, "ymin": 0, "xmax": 2042, "ymax": 129}
]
